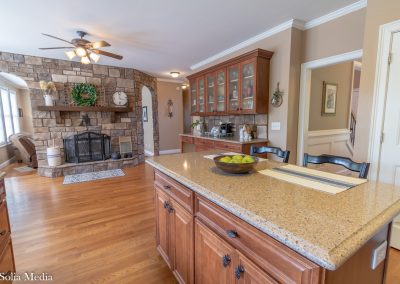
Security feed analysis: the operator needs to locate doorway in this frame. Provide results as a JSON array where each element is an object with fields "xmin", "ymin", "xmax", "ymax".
[{"xmin": 142, "ymin": 86, "xmax": 154, "ymax": 156}]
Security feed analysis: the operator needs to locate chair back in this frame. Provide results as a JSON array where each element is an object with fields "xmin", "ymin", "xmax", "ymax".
[
  {"xmin": 303, "ymin": 153, "xmax": 370, "ymax": 179},
  {"xmin": 250, "ymin": 146, "xmax": 290, "ymax": 163}
]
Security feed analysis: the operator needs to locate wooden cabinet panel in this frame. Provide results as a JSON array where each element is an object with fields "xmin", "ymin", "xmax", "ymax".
[
  {"xmin": 195, "ymin": 196, "xmax": 321, "ymax": 284},
  {"xmin": 194, "ymin": 138, "xmax": 215, "ymax": 147},
  {"xmin": 181, "ymin": 136, "xmax": 194, "ymax": 144},
  {"xmin": 195, "ymin": 219, "xmax": 236, "ymax": 284},
  {"xmin": 0, "ymin": 200, "xmax": 10, "ymax": 246},
  {"xmin": 236, "ymin": 252, "xmax": 278, "ymax": 284},
  {"xmin": 214, "ymin": 141, "xmax": 242, "ymax": 153},
  {"xmin": 0, "ymin": 238, "xmax": 14, "ymax": 284},
  {"xmin": 170, "ymin": 200, "xmax": 194, "ymax": 284},
  {"xmin": 155, "ymin": 188, "xmax": 172, "ymax": 268}
]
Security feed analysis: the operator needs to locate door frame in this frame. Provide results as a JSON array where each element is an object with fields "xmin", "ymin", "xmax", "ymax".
[
  {"xmin": 296, "ymin": 49, "xmax": 363, "ymax": 165},
  {"xmin": 368, "ymin": 19, "xmax": 400, "ymax": 181}
]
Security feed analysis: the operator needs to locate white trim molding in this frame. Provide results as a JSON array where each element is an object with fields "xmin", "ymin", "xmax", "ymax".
[
  {"xmin": 144, "ymin": 149, "xmax": 154, "ymax": 157},
  {"xmin": 156, "ymin": 78, "xmax": 184, "ymax": 84},
  {"xmin": 308, "ymin": 129, "xmax": 351, "ymax": 137},
  {"xmin": 297, "ymin": 49, "xmax": 363, "ymax": 165},
  {"xmin": 159, "ymin": 149, "xmax": 181, "ymax": 155},
  {"xmin": 307, "ymin": 129, "xmax": 352, "ymax": 158},
  {"xmin": 0, "ymin": 156, "xmax": 16, "ymax": 169},
  {"xmin": 368, "ymin": 19, "xmax": 400, "ymax": 181}
]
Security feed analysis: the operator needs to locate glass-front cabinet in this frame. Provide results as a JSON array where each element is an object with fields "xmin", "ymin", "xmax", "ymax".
[
  {"xmin": 206, "ymin": 74, "xmax": 215, "ymax": 113},
  {"xmin": 190, "ymin": 80, "xmax": 197, "ymax": 114},
  {"xmin": 216, "ymin": 70, "xmax": 226, "ymax": 113},
  {"xmin": 227, "ymin": 65, "xmax": 240, "ymax": 113},
  {"xmin": 197, "ymin": 77, "xmax": 205, "ymax": 114},
  {"xmin": 241, "ymin": 59, "xmax": 256, "ymax": 112}
]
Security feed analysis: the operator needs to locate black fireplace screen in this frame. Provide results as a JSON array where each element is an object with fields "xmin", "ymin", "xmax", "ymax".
[{"xmin": 63, "ymin": 132, "xmax": 111, "ymax": 163}]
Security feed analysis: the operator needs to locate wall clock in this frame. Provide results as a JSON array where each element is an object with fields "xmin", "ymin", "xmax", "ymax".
[{"xmin": 112, "ymin": 91, "xmax": 128, "ymax": 107}]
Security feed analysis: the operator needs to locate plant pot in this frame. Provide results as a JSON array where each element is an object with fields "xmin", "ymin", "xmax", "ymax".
[
  {"xmin": 47, "ymin": 147, "xmax": 62, "ymax": 167},
  {"xmin": 44, "ymin": 94, "xmax": 54, "ymax": 106}
]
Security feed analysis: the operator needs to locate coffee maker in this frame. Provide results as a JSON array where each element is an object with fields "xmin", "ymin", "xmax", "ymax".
[{"xmin": 219, "ymin": 123, "xmax": 233, "ymax": 136}]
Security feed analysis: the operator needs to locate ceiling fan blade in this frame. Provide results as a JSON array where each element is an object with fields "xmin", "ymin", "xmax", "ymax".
[
  {"xmin": 91, "ymin": 49, "xmax": 123, "ymax": 60},
  {"xmin": 88, "ymin": 41, "xmax": 111, "ymax": 48},
  {"xmin": 39, "ymin": 47, "xmax": 73, "ymax": 50},
  {"xmin": 42, "ymin": 33, "xmax": 74, "ymax": 45}
]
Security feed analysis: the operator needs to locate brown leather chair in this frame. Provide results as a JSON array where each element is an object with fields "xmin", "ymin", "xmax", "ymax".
[{"xmin": 9, "ymin": 133, "xmax": 38, "ymax": 168}]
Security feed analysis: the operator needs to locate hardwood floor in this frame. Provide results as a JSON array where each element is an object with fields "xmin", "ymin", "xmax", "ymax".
[
  {"xmin": 4, "ymin": 163, "xmax": 176, "ymax": 283},
  {"xmin": 1, "ymin": 162, "xmax": 399, "ymax": 283}
]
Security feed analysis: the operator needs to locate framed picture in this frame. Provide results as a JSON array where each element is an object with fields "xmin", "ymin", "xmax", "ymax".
[
  {"xmin": 322, "ymin": 81, "xmax": 337, "ymax": 115},
  {"xmin": 142, "ymin": 106, "xmax": 148, "ymax": 122}
]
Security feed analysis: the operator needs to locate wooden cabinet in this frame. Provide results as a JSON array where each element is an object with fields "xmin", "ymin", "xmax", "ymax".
[
  {"xmin": 236, "ymin": 252, "xmax": 278, "ymax": 284},
  {"xmin": 155, "ymin": 188, "xmax": 172, "ymax": 268},
  {"xmin": 188, "ymin": 49, "xmax": 273, "ymax": 116}
]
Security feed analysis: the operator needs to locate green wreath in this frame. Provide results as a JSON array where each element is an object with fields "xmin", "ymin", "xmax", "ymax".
[{"xmin": 71, "ymin": 83, "xmax": 97, "ymax": 106}]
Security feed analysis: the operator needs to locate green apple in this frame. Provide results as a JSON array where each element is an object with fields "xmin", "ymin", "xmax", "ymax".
[{"xmin": 220, "ymin": 156, "xmax": 231, "ymax": 163}]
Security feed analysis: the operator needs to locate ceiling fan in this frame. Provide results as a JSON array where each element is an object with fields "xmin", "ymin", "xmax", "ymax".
[{"xmin": 39, "ymin": 31, "xmax": 123, "ymax": 64}]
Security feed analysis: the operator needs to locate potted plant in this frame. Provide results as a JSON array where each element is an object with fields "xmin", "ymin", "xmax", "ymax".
[{"xmin": 39, "ymin": 81, "xmax": 56, "ymax": 106}]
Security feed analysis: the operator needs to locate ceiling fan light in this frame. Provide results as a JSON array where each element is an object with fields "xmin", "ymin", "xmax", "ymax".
[
  {"xmin": 89, "ymin": 52, "xmax": 100, "ymax": 63},
  {"xmin": 170, "ymin": 72, "xmax": 180, "ymax": 78},
  {"xmin": 65, "ymin": 50, "xmax": 76, "ymax": 60},
  {"xmin": 75, "ymin": 47, "xmax": 87, "ymax": 57},
  {"xmin": 81, "ymin": 56, "xmax": 91, "ymax": 65}
]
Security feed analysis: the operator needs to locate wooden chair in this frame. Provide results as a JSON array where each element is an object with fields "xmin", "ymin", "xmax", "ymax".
[
  {"xmin": 303, "ymin": 153, "xmax": 370, "ymax": 179},
  {"xmin": 250, "ymin": 146, "xmax": 290, "ymax": 163}
]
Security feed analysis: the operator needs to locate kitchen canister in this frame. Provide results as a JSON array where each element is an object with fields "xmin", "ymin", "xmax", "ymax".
[{"xmin": 47, "ymin": 147, "xmax": 62, "ymax": 167}]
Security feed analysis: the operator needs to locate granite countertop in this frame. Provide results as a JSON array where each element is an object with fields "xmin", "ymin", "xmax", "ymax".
[
  {"xmin": 146, "ymin": 151, "xmax": 400, "ymax": 270},
  {"xmin": 180, "ymin": 133, "xmax": 268, "ymax": 145}
]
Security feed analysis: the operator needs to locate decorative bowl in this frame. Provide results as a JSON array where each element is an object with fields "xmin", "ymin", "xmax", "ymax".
[{"xmin": 213, "ymin": 155, "xmax": 258, "ymax": 174}]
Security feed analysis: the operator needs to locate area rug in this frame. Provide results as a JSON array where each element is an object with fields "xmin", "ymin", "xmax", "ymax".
[
  {"xmin": 14, "ymin": 166, "xmax": 34, "ymax": 173},
  {"xmin": 63, "ymin": 169, "xmax": 125, "ymax": 185}
]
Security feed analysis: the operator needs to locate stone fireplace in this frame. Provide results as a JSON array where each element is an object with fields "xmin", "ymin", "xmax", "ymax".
[
  {"xmin": 64, "ymin": 132, "xmax": 111, "ymax": 163},
  {"xmin": 0, "ymin": 51, "xmax": 160, "ymax": 177}
]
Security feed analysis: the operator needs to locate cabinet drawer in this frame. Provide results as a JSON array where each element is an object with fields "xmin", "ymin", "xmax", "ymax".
[
  {"xmin": 0, "ymin": 237, "xmax": 15, "ymax": 282},
  {"xmin": 181, "ymin": 136, "xmax": 194, "ymax": 144},
  {"xmin": 194, "ymin": 138, "xmax": 215, "ymax": 147},
  {"xmin": 214, "ymin": 141, "xmax": 242, "ymax": 153},
  {"xmin": 155, "ymin": 171, "xmax": 194, "ymax": 213},
  {"xmin": 0, "ymin": 200, "xmax": 10, "ymax": 237},
  {"xmin": 195, "ymin": 196, "xmax": 321, "ymax": 284}
]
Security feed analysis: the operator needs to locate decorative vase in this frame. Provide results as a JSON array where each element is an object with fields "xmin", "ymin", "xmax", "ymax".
[
  {"xmin": 47, "ymin": 147, "xmax": 62, "ymax": 167},
  {"xmin": 43, "ymin": 93, "xmax": 54, "ymax": 106}
]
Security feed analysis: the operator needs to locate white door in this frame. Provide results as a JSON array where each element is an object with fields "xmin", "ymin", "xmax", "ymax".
[{"xmin": 378, "ymin": 31, "xmax": 400, "ymax": 249}]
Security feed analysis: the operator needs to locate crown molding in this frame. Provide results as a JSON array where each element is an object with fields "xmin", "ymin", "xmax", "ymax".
[
  {"xmin": 303, "ymin": 0, "xmax": 367, "ymax": 30},
  {"xmin": 156, "ymin": 78, "xmax": 184, "ymax": 84},
  {"xmin": 190, "ymin": 0, "xmax": 367, "ymax": 71}
]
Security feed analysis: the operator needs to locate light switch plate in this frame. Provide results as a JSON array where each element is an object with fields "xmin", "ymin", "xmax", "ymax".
[
  {"xmin": 371, "ymin": 240, "xmax": 387, "ymax": 270},
  {"xmin": 271, "ymin": 122, "xmax": 281, "ymax": 131}
]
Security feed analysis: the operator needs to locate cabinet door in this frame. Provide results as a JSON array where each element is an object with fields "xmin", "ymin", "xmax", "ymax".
[
  {"xmin": 170, "ymin": 200, "xmax": 194, "ymax": 284},
  {"xmin": 0, "ymin": 239, "xmax": 14, "ymax": 284},
  {"xmin": 190, "ymin": 80, "xmax": 197, "ymax": 114},
  {"xmin": 195, "ymin": 220, "xmax": 235, "ymax": 284},
  {"xmin": 227, "ymin": 65, "xmax": 240, "ymax": 113},
  {"xmin": 206, "ymin": 74, "xmax": 216, "ymax": 114},
  {"xmin": 240, "ymin": 59, "xmax": 256, "ymax": 113},
  {"xmin": 155, "ymin": 188, "xmax": 172, "ymax": 268},
  {"xmin": 197, "ymin": 77, "xmax": 205, "ymax": 114},
  {"xmin": 236, "ymin": 252, "xmax": 278, "ymax": 284},
  {"xmin": 216, "ymin": 69, "xmax": 226, "ymax": 113}
]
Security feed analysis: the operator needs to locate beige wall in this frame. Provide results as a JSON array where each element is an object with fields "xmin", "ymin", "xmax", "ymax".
[
  {"xmin": 16, "ymin": 89, "xmax": 34, "ymax": 134},
  {"xmin": 157, "ymin": 81, "xmax": 183, "ymax": 151},
  {"xmin": 142, "ymin": 86, "xmax": 154, "ymax": 154},
  {"xmin": 309, "ymin": 61, "xmax": 353, "ymax": 131},
  {"xmin": 302, "ymin": 9, "xmax": 366, "ymax": 63},
  {"xmin": 354, "ymin": 0, "xmax": 400, "ymax": 161}
]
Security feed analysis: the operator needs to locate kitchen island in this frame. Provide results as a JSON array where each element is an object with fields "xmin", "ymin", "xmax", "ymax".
[{"xmin": 146, "ymin": 151, "xmax": 400, "ymax": 284}]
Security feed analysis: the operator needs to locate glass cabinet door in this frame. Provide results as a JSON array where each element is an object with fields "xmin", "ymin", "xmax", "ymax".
[
  {"xmin": 206, "ymin": 74, "xmax": 215, "ymax": 113},
  {"xmin": 216, "ymin": 70, "xmax": 225, "ymax": 112},
  {"xmin": 198, "ymin": 78, "xmax": 205, "ymax": 113},
  {"xmin": 190, "ymin": 81, "xmax": 197, "ymax": 114},
  {"xmin": 241, "ymin": 61, "xmax": 256, "ymax": 111},
  {"xmin": 228, "ymin": 65, "xmax": 239, "ymax": 112}
]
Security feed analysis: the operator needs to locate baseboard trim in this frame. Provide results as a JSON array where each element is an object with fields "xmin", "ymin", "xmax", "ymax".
[
  {"xmin": 159, "ymin": 149, "xmax": 181, "ymax": 155},
  {"xmin": 144, "ymin": 150, "xmax": 154, "ymax": 157},
  {"xmin": 0, "ymin": 156, "xmax": 16, "ymax": 169}
]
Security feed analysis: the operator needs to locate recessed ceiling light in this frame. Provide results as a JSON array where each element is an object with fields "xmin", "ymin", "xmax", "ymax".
[
  {"xmin": 170, "ymin": 72, "xmax": 180, "ymax": 78},
  {"xmin": 181, "ymin": 84, "xmax": 187, "ymax": 90}
]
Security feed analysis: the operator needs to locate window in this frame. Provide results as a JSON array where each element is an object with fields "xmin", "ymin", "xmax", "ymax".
[{"xmin": 0, "ymin": 87, "xmax": 20, "ymax": 144}]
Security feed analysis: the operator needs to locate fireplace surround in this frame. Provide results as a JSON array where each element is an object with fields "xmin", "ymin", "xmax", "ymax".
[{"xmin": 64, "ymin": 132, "xmax": 111, "ymax": 163}]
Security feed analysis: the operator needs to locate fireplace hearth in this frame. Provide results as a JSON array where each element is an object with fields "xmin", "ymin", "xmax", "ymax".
[{"xmin": 64, "ymin": 132, "xmax": 111, "ymax": 163}]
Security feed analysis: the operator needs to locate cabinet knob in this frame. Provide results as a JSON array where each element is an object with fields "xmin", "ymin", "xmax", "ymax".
[
  {"xmin": 167, "ymin": 206, "xmax": 174, "ymax": 214},
  {"xmin": 226, "ymin": 230, "xmax": 238, "ymax": 238},
  {"xmin": 222, "ymin": 254, "xmax": 231, "ymax": 267},
  {"xmin": 163, "ymin": 201, "xmax": 169, "ymax": 209},
  {"xmin": 235, "ymin": 265, "xmax": 245, "ymax": 279},
  {"xmin": 163, "ymin": 185, "xmax": 171, "ymax": 190}
]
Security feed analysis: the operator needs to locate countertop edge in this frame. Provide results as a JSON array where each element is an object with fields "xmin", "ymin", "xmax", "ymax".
[
  {"xmin": 146, "ymin": 158, "xmax": 337, "ymax": 270},
  {"xmin": 179, "ymin": 133, "xmax": 269, "ymax": 145}
]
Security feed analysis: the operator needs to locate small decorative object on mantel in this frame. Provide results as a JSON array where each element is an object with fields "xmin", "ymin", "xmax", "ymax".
[
  {"xmin": 71, "ymin": 83, "xmax": 97, "ymax": 106},
  {"xmin": 167, "ymin": 99, "xmax": 173, "ymax": 118},
  {"xmin": 322, "ymin": 81, "xmax": 337, "ymax": 116},
  {"xmin": 112, "ymin": 91, "xmax": 128, "ymax": 107},
  {"xmin": 271, "ymin": 82, "xmax": 283, "ymax": 107},
  {"xmin": 39, "ymin": 81, "xmax": 56, "ymax": 106}
]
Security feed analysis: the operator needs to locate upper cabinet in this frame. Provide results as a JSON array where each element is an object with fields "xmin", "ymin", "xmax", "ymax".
[{"xmin": 188, "ymin": 49, "xmax": 273, "ymax": 116}]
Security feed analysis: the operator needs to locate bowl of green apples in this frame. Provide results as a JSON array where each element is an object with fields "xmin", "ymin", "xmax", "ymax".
[{"xmin": 213, "ymin": 154, "xmax": 258, "ymax": 174}]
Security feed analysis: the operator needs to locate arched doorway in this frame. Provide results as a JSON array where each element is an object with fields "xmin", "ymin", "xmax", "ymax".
[{"xmin": 142, "ymin": 86, "xmax": 155, "ymax": 156}]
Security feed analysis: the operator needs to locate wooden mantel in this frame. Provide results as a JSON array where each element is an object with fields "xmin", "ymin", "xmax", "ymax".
[{"xmin": 36, "ymin": 105, "xmax": 133, "ymax": 123}]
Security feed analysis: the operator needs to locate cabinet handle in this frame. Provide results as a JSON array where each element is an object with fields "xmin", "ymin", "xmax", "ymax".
[
  {"xmin": 235, "ymin": 265, "xmax": 245, "ymax": 279},
  {"xmin": 167, "ymin": 206, "xmax": 174, "ymax": 214},
  {"xmin": 222, "ymin": 254, "xmax": 231, "ymax": 267},
  {"xmin": 0, "ymin": 230, "xmax": 6, "ymax": 236},
  {"xmin": 226, "ymin": 230, "xmax": 238, "ymax": 238},
  {"xmin": 163, "ymin": 201, "xmax": 169, "ymax": 209},
  {"xmin": 163, "ymin": 185, "xmax": 171, "ymax": 190}
]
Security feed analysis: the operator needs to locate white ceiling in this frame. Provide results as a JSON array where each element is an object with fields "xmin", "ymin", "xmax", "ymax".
[{"xmin": 0, "ymin": 0, "xmax": 360, "ymax": 79}]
